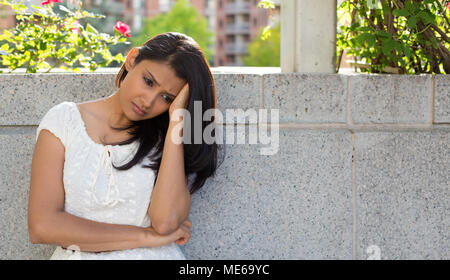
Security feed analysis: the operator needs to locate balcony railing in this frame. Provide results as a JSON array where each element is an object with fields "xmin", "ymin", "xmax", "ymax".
[
  {"xmin": 225, "ymin": 43, "xmax": 248, "ymax": 54},
  {"xmin": 225, "ymin": 22, "xmax": 250, "ymax": 34},
  {"xmin": 225, "ymin": 2, "xmax": 251, "ymax": 14}
]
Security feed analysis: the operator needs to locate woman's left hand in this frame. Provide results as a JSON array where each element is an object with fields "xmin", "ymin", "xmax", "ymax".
[{"xmin": 169, "ymin": 82, "xmax": 190, "ymax": 118}]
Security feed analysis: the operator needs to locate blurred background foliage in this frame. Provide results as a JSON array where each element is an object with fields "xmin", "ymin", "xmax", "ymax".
[
  {"xmin": 130, "ymin": 0, "xmax": 214, "ymax": 66},
  {"xmin": 337, "ymin": 0, "xmax": 450, "ymax": 74}
]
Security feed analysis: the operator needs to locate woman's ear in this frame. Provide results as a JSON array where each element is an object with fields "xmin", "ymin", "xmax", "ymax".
[{"xmin": 125, "ymin": 48, "xmax": 139, "ymax": 72}]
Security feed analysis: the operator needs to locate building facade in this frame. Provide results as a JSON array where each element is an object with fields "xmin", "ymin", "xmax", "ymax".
[
  {"xmin": 101, "ymin": 0, "xmax": 279, "ymax": 66},
  {"xmin": 215, "ymin": 0, "xmax": 279, "ymax": 66},
  {"xmin": 0, "ymin": 0, "xmax": 280, "ymax": 66}
]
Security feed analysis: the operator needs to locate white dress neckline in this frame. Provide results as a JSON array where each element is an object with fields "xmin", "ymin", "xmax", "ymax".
[
  {"xmin": 68, "ymin": 101, "xmax": 137, "ymax": 149},
  {"xmin": 67, "ymin": 101, "xmax": 139, "ymax": 207}
]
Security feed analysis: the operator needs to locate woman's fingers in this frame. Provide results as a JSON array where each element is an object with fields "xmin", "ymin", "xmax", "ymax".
[
  {"xmin": 174, "ymin": 219, "xmax": 192, "ymax": 245},
  {"xmin": 183, "ymin": 219, "xmax": 192, "ymax": 228},
  {"xmin": 175, "ymin": 232, "xmax": 190, "ymax": 246}
]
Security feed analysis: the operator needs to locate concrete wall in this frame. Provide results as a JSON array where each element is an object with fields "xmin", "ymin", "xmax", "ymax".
[
  {"xmin": 0, "ymin": 71, "xmax": 448, "ymax": 259},
  {"xmin": 281, "ymin": 0, "xmax": 337, "ymax": 73}
]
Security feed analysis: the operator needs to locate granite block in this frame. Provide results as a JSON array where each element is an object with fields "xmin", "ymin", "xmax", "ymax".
[
  {"xmin": 214, "ymin": 74, "xmax": 262, "ymax": 124},
  {"xmin": 182, "ymin": 127, "xmax": 353, "ymax": 259},
  {"xmin": 0, "ymin": 73, "xmax": 117, "ymax": 125},
  {"xmin": 263, "ymin": 73, "xmax": 347, "ymax": 123},
  {"xmin": 350, "ymin": 75, "xmax": 431, "ymax": 124},
  {"xmin": 434, "ymin": 75, "xmax": 450, "ymax": 123},
  {"xmin": 0, "ymin": 128, "xmax": 55, "ymax": 259},
  {"xmin": 355, "ymin": 130, "xmax": 449, "ymax": 259}
]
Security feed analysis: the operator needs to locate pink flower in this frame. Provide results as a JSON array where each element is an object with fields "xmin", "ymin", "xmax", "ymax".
[
  {"xmin": 71, "ymin": 20, "xmax": 81, "ymax": 33},
  {"xmin": 447, "ymin": 2, "xmax": 450, "ymax": 10},
  {"xmin": 41, "ymin": 0, "xmax": 62, "ymax": 5},
  {"xmin": 114, "ymin": 21, "xmax": 131, "ymax": 38},
  {"xmin": 60, "ymin": 19, "xmax": 81, "ymax": 33}
]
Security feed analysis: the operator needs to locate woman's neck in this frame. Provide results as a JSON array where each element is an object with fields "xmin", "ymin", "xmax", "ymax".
[{"xmin": 104, "ymin": 91, "xmax": 133, "ymax": 129}]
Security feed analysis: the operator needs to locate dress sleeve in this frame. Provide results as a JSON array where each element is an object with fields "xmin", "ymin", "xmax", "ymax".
[{"xmin": 35, "ymin": 102, "xmax": 71, "ymax": 147}]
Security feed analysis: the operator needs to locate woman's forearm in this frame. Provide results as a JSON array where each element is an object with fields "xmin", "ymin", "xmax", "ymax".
[
  {"xmin": 29, "ymin": 210, "xmax": 151, "ymax": 253},
  {"xmin": 148, "ymin": 119, "xmax": 191, "ymax": 234}
]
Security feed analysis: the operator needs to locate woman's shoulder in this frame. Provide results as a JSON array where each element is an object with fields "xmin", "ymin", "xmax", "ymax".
[
  {"xmin": 42, "ymin": 101, "xmax": 80, "ymax": 126},
  {"xmin": 44, "ymin": 101, "xmax": 76, "ymax": 116},
  {"xmin": 36, "ymin": 101, "xmax": 80, "ymax": 145}
]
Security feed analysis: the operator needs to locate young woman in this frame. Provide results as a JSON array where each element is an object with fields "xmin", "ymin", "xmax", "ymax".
[{"xmin": 28, "ymin": 32, "xmax": 219, "ymax": 260}]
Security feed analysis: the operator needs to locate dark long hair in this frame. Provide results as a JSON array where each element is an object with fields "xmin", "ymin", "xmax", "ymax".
[{"xmin": 104, "ymin": 32, "xmax": 222, "ymax": 195}]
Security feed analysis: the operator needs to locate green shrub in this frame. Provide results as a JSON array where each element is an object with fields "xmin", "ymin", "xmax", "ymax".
[
  {"xmin": 337, "ymin": 0, "xmax": 450, "ymax": 74},
  {"xmin": 0, "ymin": 0, "xmax": 130, "ymax": 73}
]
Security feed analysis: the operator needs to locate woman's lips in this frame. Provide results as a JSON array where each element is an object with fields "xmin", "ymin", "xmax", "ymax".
[{"xmin": 132, "ymin": 102, "xmax": 146, "ymax": 116}]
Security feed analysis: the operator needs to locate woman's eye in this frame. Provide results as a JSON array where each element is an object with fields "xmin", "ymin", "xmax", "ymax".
[
  {"xmin": 144, "ymin": 77, "xmax": 153, "ymax": 86},
  {"xmin": 162, "ymin": 95, "xmax": 173, "ymax": 103},
  {"xmin": 143, "ymin": 77, "xmax": 172, "ymax": 103}
]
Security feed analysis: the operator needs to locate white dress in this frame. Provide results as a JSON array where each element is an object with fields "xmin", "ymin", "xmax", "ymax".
[{"xmin": 35, "ymin": 101, "xmax": 186, "ymax": 260}]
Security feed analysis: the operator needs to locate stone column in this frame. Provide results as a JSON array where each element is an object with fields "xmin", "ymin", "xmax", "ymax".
[{"xmin": 281, "ymin": 0, "xmax": 337, "ymax": 73}]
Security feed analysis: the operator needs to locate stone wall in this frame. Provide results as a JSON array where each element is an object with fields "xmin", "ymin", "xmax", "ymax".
[{"xmin": 0, "ymin": 71, "xmax": 448, "ymax": 259}]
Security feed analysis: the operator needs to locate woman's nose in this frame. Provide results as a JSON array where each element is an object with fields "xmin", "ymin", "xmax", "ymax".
[{"xmin": 142, "ymin": 91, "xmax": 157, "ymax": 109}]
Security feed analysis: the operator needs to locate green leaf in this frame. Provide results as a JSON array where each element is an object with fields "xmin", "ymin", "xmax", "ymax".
[
  {"xmin": 261, "ymin": 26, "xmax": 272, "ymax": 40},
  {"xmin": 59, "ymin": 5, "xmax": 74, "ymax": 16},
  {"xmin": 1, "ymin": 43, "xmax": 9, "ymax": 51},
  {"xmin": 257, "ymin": 0, "xmax": 275, "ymax": 9},
  {"xmin": 375, "ymin": 30, "xmax": 391, "ymax": 38},
  {"xmin": 408, "ymin": 16, "xmax": 417, "ymax": 29},
  {"xmin": 11, "ymin": 3, "xmax": 27, "ymax": 12},
  {"xmin": 403, "ymin": 44, "xmax": 412, "ymax": 59},
  {"xmin": 113, "ymin": 53, "xmax": 125, "ymax": 62},
  {"xmin": 356, "ymin": 33, "xmax": 377, "ymax": 48},
  {"xmin": 382, "ymin": 39, "xmax": 395, "ymax": 55},
  {"xmin": 0, "ymin": 29, "xmax": 13, "ymax": 40},
  {"xmin": 393, "ymin": 41, "xmax": 403, "ymax": 54},
  {"xmin": 417, "ymin": 10, "xmax": 436, "ymax": 25},
  {"xmin": 392, "ymin": 9, "xmax": 410, "ymax": 17},
  {"xmin": 86, "ymin": 23, "xmax": 98, "ymax": 34},
  {"xmin": 38, "ymin": 41, "xmax": 47, "ymax": 50},
  {"xmin": 357, "ymin": 26, "xmax": 372, "ymax": 32},
  {"xmin": 31, "ymin": 5, "xmax": 43, "ymax": 10},
  {"xmin": 404, "ymin": 1, "xmax": 415, "ymax": 13},
  {"xmin": 101, "ymin": 50, "xmax": 113, "ymax": 61}
]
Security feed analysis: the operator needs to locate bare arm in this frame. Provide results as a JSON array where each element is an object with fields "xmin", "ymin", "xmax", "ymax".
[
  {"xmin": 30, "ymin": 210, "xmax": 149, "ymax": 252},
  {"xmin": 148, "ymin": 117, "xmax": 191, "ymax": 235},
  {"xmin": 148, "ymin": 83, "xmax": 192, "ymax": 236},
  {"xmin": 28, "ymin": 129, "xmax": 190, "ymax": 252}
]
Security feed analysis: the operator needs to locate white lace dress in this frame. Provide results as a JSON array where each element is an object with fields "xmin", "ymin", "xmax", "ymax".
[{"xmin": 35, "ymin": 101, "xmax": 186, "ymax": 260}]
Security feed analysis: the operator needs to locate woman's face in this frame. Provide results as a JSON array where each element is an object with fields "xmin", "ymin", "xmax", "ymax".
[{"xmin": 118, "ymin": 48, "xmax": 186, "ymax": 121}]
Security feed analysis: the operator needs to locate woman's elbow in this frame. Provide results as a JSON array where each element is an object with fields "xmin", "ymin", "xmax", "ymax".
[
  {"xmin": 28, "ymin": 214, "xmax": 52, "ymax": 244},
  {"xmin": 28, "ymin": 222, "xmax": 45, "ymax": 244},
  {"xmin": 151, "ymin": 219, "xmax": 179, "ymax": 236}
]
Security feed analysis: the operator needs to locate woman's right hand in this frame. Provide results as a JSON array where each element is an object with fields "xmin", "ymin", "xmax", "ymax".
[{"xmin": 143, "ymin": 219, "xmax": 192, "ymax": 248}]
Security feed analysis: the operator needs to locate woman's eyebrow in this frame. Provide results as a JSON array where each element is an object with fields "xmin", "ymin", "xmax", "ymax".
[{"xmin": 146, "ymin": 70, "xmax": 176, "ymax": 97}]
